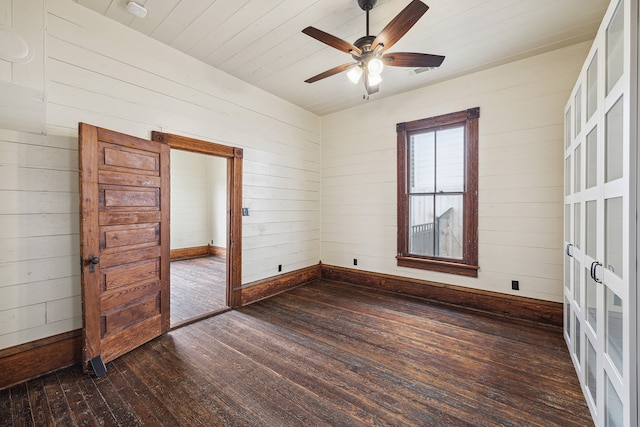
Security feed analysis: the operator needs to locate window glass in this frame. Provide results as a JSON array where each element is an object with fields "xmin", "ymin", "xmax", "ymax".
[
  {"xmin": 606, "ymin": 2, "xmax": 624, "ymax": 94},
  {"xmin": 587, "ymin": 53, "xmax": 598, "ymax": 119},
  {"xmin": 606, "ymin": 97, "xmax": 624, "ymax": 183},
  {"xmin": 410, "ymin": 132, "xmax": 435, "ymax": 193},
  {"xmin": 574, "ymin": 143, "xmax": 581, "ymax": 193},
  {"xmin": 606, "ymin": 375, "xmax": 623, "ymax": 427},
  {"xmin": 586, "ymin": 127, "xmax": 597, "ymax": 189},
  {"xmin": 397, "ymin": 108, "xmax": 479, "ymax": 276},
  {"xmin": 586, "ymin": 200, "xmax": 597, "ymax": 258},
  {"xmin": 565, "ymin": 108, "xmax": 572, "ymax": 149},
  {"xmin": 586, "ymin": 265, "xmax": 597, "ymax": 330},
  {"xmin": 574, "ymin": 87, "xmax": 582, "ymax": 137},
  {"xmin": 586, "ymin": 338, "xmax": 597, "ymax": 402},
  {"xmin": 606, "ymin": 287, "xmax": 623, "ymax": 376},
  {"xmin": 435, "ymin": 126, "xmax": 464, "ymax": 192},
  {"xmin": 605, "ymin": 197, "xmax": 623, "ymax": 278}
]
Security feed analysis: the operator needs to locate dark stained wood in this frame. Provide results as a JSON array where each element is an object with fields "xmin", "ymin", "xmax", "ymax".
[
  {"xmin": 170, "ymin": 256, "xmax": 228, "ymax": 326},
  {"xmin": 152, "ymin": 131, "xmax": 243, "ymax": 309},
  {"xmin": 208, "ymin": 245, "xmax": 226, "ymax": 258},
  {"xmin": 396, "ymin": 107, "xmax": 480, "ymax": 277},
  {"xmin": 235, "ymin": 264, "xmax": 321, "ymax": 306},
  {"xmin": 0, "ymin": 280, "xmax": 592, "ymax": 426},
  {"xmin": 0, "ymin": 331, "xmax": 81, "ymax": 391},
  {"xmin": 79, "ymin": 123, "xmax": 170, "ymax": 371},
  {"xmin": 322, "ymin": 264, "xmax": 563, "ymax": 326},
  {"xmin": 170, "ymin": 245, "xmax": 209, "ymax": 260}
]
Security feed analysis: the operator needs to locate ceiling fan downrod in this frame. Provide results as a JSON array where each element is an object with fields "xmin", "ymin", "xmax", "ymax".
[{"xmin": 358, "ymin": 0, "xmax": 377, "ymax": 36}]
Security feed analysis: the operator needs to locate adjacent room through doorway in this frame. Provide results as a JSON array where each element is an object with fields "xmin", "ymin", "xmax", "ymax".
[{"xmin": 170, "ymin": 149, "xmax": 229, "ymax": 327}]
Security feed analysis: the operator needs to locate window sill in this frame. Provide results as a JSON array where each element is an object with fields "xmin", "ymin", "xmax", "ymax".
[{"xmin": 397, "ymin": 256, "xmax": 479, "ymax": 278}]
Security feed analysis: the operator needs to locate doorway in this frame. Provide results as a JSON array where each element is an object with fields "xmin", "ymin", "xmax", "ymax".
[
  {"xmin": 169, "ymin": 149, "xmax": 228, "ymax": 327},
  {"xmin": 151, "ymin": 131, "xmax": 243, "ymax": 326}
]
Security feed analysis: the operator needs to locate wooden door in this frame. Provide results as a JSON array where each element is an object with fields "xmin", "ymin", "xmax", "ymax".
[{"xmin": 79, "ymin": 123, "xmax": 170, "ymax": 374}]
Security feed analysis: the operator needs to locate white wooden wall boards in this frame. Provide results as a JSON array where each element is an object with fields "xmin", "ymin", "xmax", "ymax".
[{"xmin": 563, "ymin": 0, "xmax": 638, "ymax": 426}]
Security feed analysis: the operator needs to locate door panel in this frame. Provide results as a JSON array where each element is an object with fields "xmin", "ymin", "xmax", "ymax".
[{"xmin": 79, "ymin": 123, "xmax": 170, "ymax": 373}]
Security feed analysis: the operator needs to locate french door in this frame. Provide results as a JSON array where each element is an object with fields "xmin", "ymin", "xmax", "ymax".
[{"xmin": 563, "ymin": 0, "xmax": 637, "ymax": 425}]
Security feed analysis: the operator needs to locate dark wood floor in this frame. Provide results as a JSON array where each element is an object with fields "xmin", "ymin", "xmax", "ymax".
[
  {"xmin": 170, "ymin": 256, "xmax": 227, "ymax": 325},
  {"xmin": 1, "ymin": 280, "xmax": 593, "ymax": 426}
]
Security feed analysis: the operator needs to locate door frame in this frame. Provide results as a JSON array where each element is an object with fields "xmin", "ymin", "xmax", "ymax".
[{"xmin": 151, "ymin": 131, "xmax": 243, "ymax": 308}]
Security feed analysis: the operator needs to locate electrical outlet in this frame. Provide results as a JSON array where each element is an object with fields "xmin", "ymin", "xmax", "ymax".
[
  {"xmin": 278, "ymin": 264, "xmax": 282, "ymax": 272},
  {"xmin": 242, "ymin": 208, "xmax": 249, "ymax": 216},
  {"xmin": 353, "ymin": 259, "xmax": 357, "ymax": 266},
  {"xmin": 511, "ymin": 280, "xmax": 519, "ymax": 291}
]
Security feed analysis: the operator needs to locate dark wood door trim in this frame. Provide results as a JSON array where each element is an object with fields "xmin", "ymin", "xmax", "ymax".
[{"xmin": 151, "ymin": 131, "xmax": 243, "ymax": 308}]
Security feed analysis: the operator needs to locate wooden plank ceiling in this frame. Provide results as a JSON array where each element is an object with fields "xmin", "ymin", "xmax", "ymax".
[{"xmin": 74, "ymin": 0, "xmax": 609, "ymax": 116}]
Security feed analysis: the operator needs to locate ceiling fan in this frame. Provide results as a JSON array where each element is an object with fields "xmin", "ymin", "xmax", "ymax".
[{"xmin": 302, "ymin": 0, "xmax": 445, "ymax": 95}]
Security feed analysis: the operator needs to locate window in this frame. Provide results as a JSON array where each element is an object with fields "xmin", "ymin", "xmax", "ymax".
[{"xmin": 397, "ymin": 107, "xmax": 479, "ymax": 277}]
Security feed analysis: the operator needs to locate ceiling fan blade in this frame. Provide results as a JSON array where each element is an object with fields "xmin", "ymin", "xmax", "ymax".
[
  {"xmin": 302, "ymin": 27, "xmax": 362, "ymax": 55},
  {"xmin": 371, "ymin": 0, "xmax": 428, "ymax": 52},
  {"xmin": 382, "ymin": 52, "xmax": 445, "ymax": 68},
  {"xmin": 305, "ymin": 63, "xmax": 355, "ymax": 83}
]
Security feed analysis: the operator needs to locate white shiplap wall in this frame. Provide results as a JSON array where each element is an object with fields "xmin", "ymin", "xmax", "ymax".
[
  {"xmin": 321, "ymin": 42, "xmax": 592, "ymax": 302},
  {"xmin": 0, "ymin": 0, "xmax": 320, "ymax": 350},
  {"xmin": 170, "ymin": 150, "xmax": 227, "ymax": 250}
]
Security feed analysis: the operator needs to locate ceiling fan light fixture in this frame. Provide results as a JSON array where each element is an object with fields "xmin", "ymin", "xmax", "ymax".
[
  {"xmin": 347, "ymin": 65, "xmax": 363, "ymax": 84},
  {"xmin": 368, "ymin": 73, "xmax": 382, "ymax": 86},
  {"xmin": 126, "ymin": 1, "xmax": 148, "ymax": 18},
  {"xmin": 367, "ymin": 57, "xmax": 384, "ymax": 75}
]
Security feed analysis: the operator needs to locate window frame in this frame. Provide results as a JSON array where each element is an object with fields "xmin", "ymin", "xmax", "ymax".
[{"xmin": 396, "ymin": 107, "xmax": 479, "ymax": 277}]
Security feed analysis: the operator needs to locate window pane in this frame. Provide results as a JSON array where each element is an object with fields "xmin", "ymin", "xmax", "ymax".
[
  {"xmin": 574, "ymin": 314, "xmax": 581, "ymax": 361},
  {"xmin": 564, "ymin": 204, "xmax": 570, "ymax": 243},
  {"xmin": 409, "ymin": 195, "xmax": 434, "ymax": 256},
  {"xmin": 435, "ymin": 126, "xmax": 464, "ymax": 192},
  {"xmin": 606, "ymin": 375, "xmax": 623, "ymax": 427},
  {"xmin": 606, "ymin": 2, "xmax": 624, "ymax": 94},
  {"xmin": 587, "ymin": 53, "xmax": 598, "ymax": 119},
  {"xmin": 565, "ymin": 157, "xmax": 571, "ymax": 196},
  {"xmin": 564, "ymin": 297, "xmax": 571, "ymax": 337},
  {"xmin": 410, "ymin": 132, "xmax": 435, "ymax": 193},
  {"xmin": 586, "ymin": 265, "xmax": 597, "ymax": 330},
  {"xmin": 606, "ymin": 97, "xmax": 623, "ymax": 183},
  {"xmin": 586, "ymin": 127, "xmax": 598, "ymax": 189},
  {"xmin": 606, "ymin": 287, "xmax": 623, "ymax": 376},
  {"xmin": 605, "ymin": 197, "xmax": 623, "ymax": 278},
  {"xmin": 586, "ymin": 339, "xmax": 597, "ymax": 402},
  {"xmin": 574, "ymin": 143, "xmax": 581, "ymax": 193},
  {"xmin": 586, "ymin": 200, "xmax": 597, "ymax": 258},
  {"xmin": 565, "ymin": 108, "xmax": 572, "ymax": 149},
  {"xmin": 564, "ymin": 255, "xmax": 570, "ymax": 291},
  {"xmin": 435, "ymin": 195, "xmax": 463, "ymax": 259},
  {"xmin": 574, "ymin": 256, "xmax": 581, "ymax": 305},
  {"xmin": 574, "ymin": 203, "xmax": 581, "ymax": 249},
  {"xmin": 574, "ymin": 87, "xmax": 582, "ymax": 137}
]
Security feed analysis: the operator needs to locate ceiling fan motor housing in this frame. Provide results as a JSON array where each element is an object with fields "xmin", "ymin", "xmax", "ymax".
[{"xmin": 358, "ymin": 0, "xmax": 377, "ymax": 11}]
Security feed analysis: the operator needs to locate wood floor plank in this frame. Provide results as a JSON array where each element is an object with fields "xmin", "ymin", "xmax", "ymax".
[
  {"xmin": 40, "ymin": 372, "xmax": 74, "ymax": 426},
  {"xmin": 0, "ymin": 387, "xmax": 12, "ymax": 427},
  {"xmin": 1, "ymin": 280, "xmax": 593, "ymax": 427},
  {"xmin": 170, "ymin": 256, "xmax": 227, "ymax": 325},
  {"xmin": 25, "ymin": 377, "xmax": 53, "ymax": 427},
  {"xmin": 8, "ymin": 383, "xmax": 32, "ymax": 427}
]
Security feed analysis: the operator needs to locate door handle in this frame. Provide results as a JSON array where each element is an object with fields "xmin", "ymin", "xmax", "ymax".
[
  {"xmin": 566, "ymin": 243, "xmax": 573, "ymax": 257},
  {"xmin": 590, "ymin": 261, "xmax": 602, "ymax": 284},
  {"xmin": 88, "ymin": 255, "xmax": 100, "ymax": 273}
]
